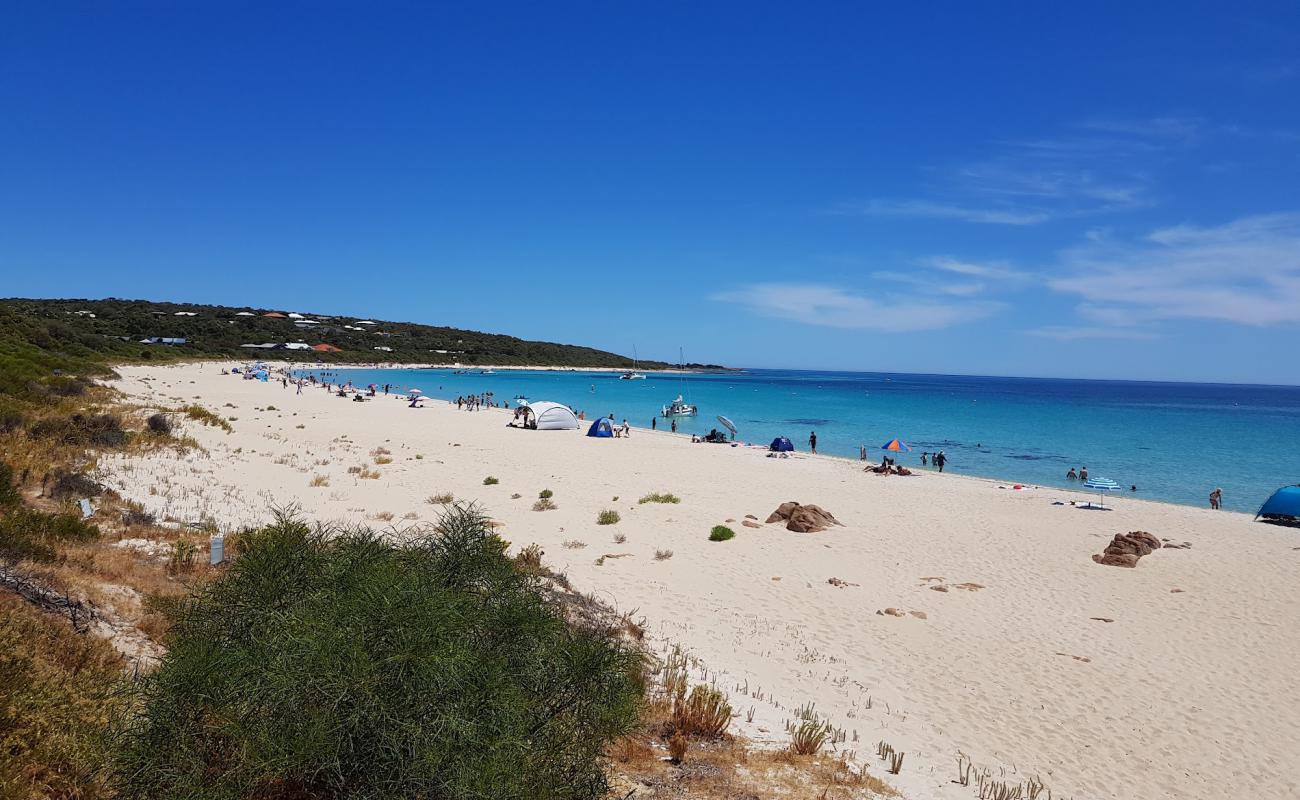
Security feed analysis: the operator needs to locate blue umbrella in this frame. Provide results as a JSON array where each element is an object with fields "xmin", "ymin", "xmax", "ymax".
[{"xmin": 1083, "ymin": 476, "xmax": 1122, "ymax": 509}]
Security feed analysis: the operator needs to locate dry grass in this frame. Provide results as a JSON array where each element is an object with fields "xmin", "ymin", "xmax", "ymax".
[
  {"xmin": 673, "ymin": 684, "xmax": 732, "ymax": 739},
  {"xmin": 373, "ymin": 455, "xmax": 393, "ymax": 465},
  {"xmin": 426, "ymin": 492, "xmax": 454, "ymax": 505},
  {"xmin": 532, "ymin": 497, "xmax": 557, "ymax": 511},
  {"xmin": 654, "ymin": 548, "xmax": 673, "ymax": 560},
  {"xmin": 562, "ymin": 540, "xmax": 587, "ymax": 549},
  {"xmin": 607, "ymin": 731, "xmax": 895, "ymax": 799},
  {"xmin": 309, "ymin": 474, "xmax": 330, "ymax": 487},
  {"xmin": 613, "ymin": 533, "xmax": 627, "ymax": 544},
  {"xmin": 370, "ymin": 511, "xmax": 395, "ymax": 522}
]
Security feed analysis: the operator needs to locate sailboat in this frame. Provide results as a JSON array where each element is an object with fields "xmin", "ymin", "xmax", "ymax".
[
  {"xmin": 660, "ymin": 347, "xmax": 697, "ymax": 416},
  {"xmin": 619, "ymin": 345, "xmax": 646, "ymax": 380}
]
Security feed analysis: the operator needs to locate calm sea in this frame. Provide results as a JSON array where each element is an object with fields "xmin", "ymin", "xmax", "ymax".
[{"xmin": 302, "ymin": 367, "xmax": 1300, "ymax": 513}]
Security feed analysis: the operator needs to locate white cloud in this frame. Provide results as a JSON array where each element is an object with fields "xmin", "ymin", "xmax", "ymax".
[
  {"xmin": 1081, "ymin": 116, "xmax": 1203, "ymax": 141},
  {"xmin": 854, "ymin": 199, "xmax": 1052, "ymax": 226},
  {"xmin": 1049, "ymin": 211, "xmax": 1300, "ymax": 326},
  {"xmin": 925, "ymin": 256, "xmax": 1033, "ymax": 282},
  {"xmin": 712, "ymin": 283, "xmax": 999, "ymax": 332}
]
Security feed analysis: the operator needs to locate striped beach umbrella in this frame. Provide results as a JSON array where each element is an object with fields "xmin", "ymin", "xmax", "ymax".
[
  {"xmin": 880, "ymin": 438, "xmax": 911, "ymax": 453},
  {"xmin": 1083, "ymin": 476, "xmax": 1122, "ymax": 509}
]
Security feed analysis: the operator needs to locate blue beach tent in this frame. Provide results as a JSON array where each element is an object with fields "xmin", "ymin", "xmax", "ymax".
[
  {"xmin": 1256, "ymin": 485, "xmax": 1300, "ymax": 521},
  {"xmin": 769, "ymin": 436, "xmax": 794, "ymax": 452},
  {"xmin": 587, "ymin": 417, "xmax": 614, "ymax": 438}
]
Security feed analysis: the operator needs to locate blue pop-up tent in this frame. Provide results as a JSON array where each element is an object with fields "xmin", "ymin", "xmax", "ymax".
[
  {"xmin": 769, "ymin": 436, "xmax": 794, "ymax": 452},
  {"xmin": 1256, "ymin": 485, "xmax": 1300, "ymax": 521},
  {"xmin": 587, "ymin": 417, "xmax": 614, "ymax": 438}
]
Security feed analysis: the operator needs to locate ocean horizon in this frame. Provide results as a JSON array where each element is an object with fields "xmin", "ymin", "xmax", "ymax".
[{"xmin": 302, "ymin": 366, "xmax": 1300, "ymax": 514}]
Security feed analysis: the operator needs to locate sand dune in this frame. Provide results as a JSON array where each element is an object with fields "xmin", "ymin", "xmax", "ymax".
[{"xmin": 103, "ymin": 363, "xmax": 1300, "ymax": 800}]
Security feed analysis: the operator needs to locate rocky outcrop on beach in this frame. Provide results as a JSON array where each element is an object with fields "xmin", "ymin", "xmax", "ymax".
[
  {"xmin": 765, "ymin": 502, "xmax": 843, "ymax": 533},
  {"xmin": 1092, "ymin": 531, "xmax": 1162, "ymax": 568}
]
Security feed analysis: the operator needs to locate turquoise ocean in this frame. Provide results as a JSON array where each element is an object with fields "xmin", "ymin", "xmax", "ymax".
[{"xmin": 301, "ymin": 367, "xmax": 1300, "ymax": 514}]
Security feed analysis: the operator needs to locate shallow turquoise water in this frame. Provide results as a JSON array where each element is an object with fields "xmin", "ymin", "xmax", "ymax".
[{"xmin": 300, "ymin": 367, "xmax": 1300, "ymax": 513}]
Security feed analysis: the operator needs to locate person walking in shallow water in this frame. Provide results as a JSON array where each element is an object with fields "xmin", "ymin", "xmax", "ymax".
[
  {"xmin": 670, "ymin": 419, "xmax": 677, "ymax": 433},
  {"xmin": 1209, "ymin": 487, "xmax": 1222, "ymax": 510},
  {"xmin": 934, "ymin": 451, "xmax": 947, "ymax": 472},
  {"xmin": 809, "ymin": 431, "xmax": 817, "ymax": 454},
  {"xmin": 651, "ymin": 418, "xmax": 657, "ymax": 431}
]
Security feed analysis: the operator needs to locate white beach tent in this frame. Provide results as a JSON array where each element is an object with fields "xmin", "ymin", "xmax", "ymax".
[{"xmin": 519, "ymin": 401, "xmax": 580, "ymax": 431}]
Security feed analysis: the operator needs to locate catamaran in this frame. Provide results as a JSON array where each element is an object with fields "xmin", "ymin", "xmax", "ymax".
[{"xmin": 619, "ymin": 345, "xmax": 646, "ymax": 379}]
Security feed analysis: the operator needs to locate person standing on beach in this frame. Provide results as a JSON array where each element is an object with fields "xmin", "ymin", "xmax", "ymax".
[
  {"xmin": 935, "ymin": 451, "xmax": 947, "ymax": 472},
  {"xmin": 809, "ymin": 431, "xmax": 817, "ymax": 454},
  {"xmin": 1209, "ymin": 487, "xmax": 1222, "ymax": 509},
  {"xmin": 622, "ymin": 419, "xmax": 631, "ymax": 437},
  {"xmin": 652, "ymin": 418, "xmax": 657, "ymax": 430}
]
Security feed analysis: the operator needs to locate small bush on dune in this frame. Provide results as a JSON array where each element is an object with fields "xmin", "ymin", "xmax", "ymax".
[
  {"xmin": 638, "ymin": 492, "xmax": 681, "ymax": 505},
  {"xmin": 426, "ymin": 492, "xmax": 454, "ymax": 505},
  {"xmin": 483, "ymin": 476, "xmax": 499, "ymax": 485},
  {"xmin": 533, "ymin": 497, "xmax": 557, "ymax": 511},
  {"xmin": 538, "ymin": 488, "xmax": 553, "ymax": 500},
  {"xmin": 47, "ymin": 470, "xmax": 103, "ymax": 499},
  {"xmin": 672, "ymin": 684, "xmax": 732, "ymax": 739},
  {"xmin": 145, "ymin": 412, "xmax": 172, "ymax": 435},
  {"xmin": 179, "ymin": 405, "xmax": 232, "ymax": 433},
  {"xmin": 597, "ymin": 509, "xmax": 620, "ymax": 525},
  {"xmin": 114, "ymin": 508, "xmax": 642, "ymax": 800},
  {"xmin": 709, "ymin": 525, "xmax": 735, "ymax": 542}
]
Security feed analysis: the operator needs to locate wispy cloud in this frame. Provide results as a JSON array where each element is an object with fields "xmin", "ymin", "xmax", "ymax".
[
  {"xmin": 849, "ymin": 118, "xmax": 1179, "ymax": 226},
  {"xmin": 852, "ymin": 199, "xmax": 1052, "ymax": 226},
  {"xmin": 1048, "ymin": 211, "xmax": 1300, "ymax": 326},
  {"xmin": 712, "ymin": 283, "xmax": 1000, "ymax": 332},
  {"xmin": 925, "ymin": 256, "xmax": 1033, "ymax": 283}
]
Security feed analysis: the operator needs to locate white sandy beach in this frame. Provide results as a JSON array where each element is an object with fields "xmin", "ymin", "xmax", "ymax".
[{"xmin": 103, "ymin": 363, "xmax": 1300, "ymax": 800}]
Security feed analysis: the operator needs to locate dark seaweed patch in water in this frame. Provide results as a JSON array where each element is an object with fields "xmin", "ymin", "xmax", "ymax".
[
  {"xmin": 1005, "ymin": 453, "xmax": 1070, "ymax": 463},
  {"xmin": 789, "ymin": 418, "xmax": 832, "ymax": 426}
]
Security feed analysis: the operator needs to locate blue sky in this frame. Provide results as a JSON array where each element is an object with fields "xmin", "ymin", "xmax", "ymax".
[{"xmin": 3, "ymin": 2, "xmax": 1299, "ymax": 383}]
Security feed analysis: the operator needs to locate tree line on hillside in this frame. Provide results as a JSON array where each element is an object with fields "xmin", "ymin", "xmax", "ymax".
[{"xmin": 0, "ymin": 298, "xmax": 723, "ymax": 380}]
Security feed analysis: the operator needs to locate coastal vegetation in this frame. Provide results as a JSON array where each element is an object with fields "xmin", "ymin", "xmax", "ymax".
[
  {"xmin": 709, "ymin": 525, "xmax": 735, "ymax": 542},
  {"xmin": 113, "ymin": 509, "xmax": 643, "ymax": 799},
  {"xmin": 0, "ymin": 298, "xmax": 719, "ymax": 371}
]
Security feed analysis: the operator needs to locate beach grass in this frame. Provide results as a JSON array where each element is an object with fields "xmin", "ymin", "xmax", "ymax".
[{"xmin": 708, "ymin": 525, "xmax": 735, "ymax": 542}]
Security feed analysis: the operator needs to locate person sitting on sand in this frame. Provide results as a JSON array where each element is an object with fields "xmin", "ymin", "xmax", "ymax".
[{"xmin": 1066, "ymin": 467, "xmax": 1078, "ymax": 480}]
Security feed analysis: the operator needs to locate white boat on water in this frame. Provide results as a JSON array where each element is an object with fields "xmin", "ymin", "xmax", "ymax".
[
  {"xmin": 619, "ymin": 345, "xmax": 647, "ymax": 379},
  {"xmin": 660, "ymin": 346, "xmax": 697, "ymax": 416},
  {"xmin": 661, "ymin": 394, "xmax": 697, "ymax": 417}
]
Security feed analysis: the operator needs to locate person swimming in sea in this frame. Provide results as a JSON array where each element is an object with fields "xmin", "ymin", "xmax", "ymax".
[{"xmin": 1066, "ymin": 467, "xmax": 1077, "ymax": 480}]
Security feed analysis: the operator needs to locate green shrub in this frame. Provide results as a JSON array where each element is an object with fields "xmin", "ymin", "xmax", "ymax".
[
  {"xmin": 538, "ymin": 488, "xmax": 553, "ymax": 499},
  {"xmin": 114, "ymin": 508, "xmax": 642, "ymax": 800},
  {"xmin": 596, "ymin": 509, "xmax": 620, "ymax": 525},
  {"xmin": 145, "ymin": 412, "xmax": 172, "ymax": 435},
  {"xmin": 708, "ymin": 525, "xmax": 735, "ymax": 542},
  {"xmin": 638, "ymin": 492, "xmax": 681, "ymax": 505},
  {"xmin": 0, "ymin": 507, "xmax": 100, "ymax": 563},
  {"xmin": 483, "ymin": 476, "xmax": 499, "ymax": 485}
]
